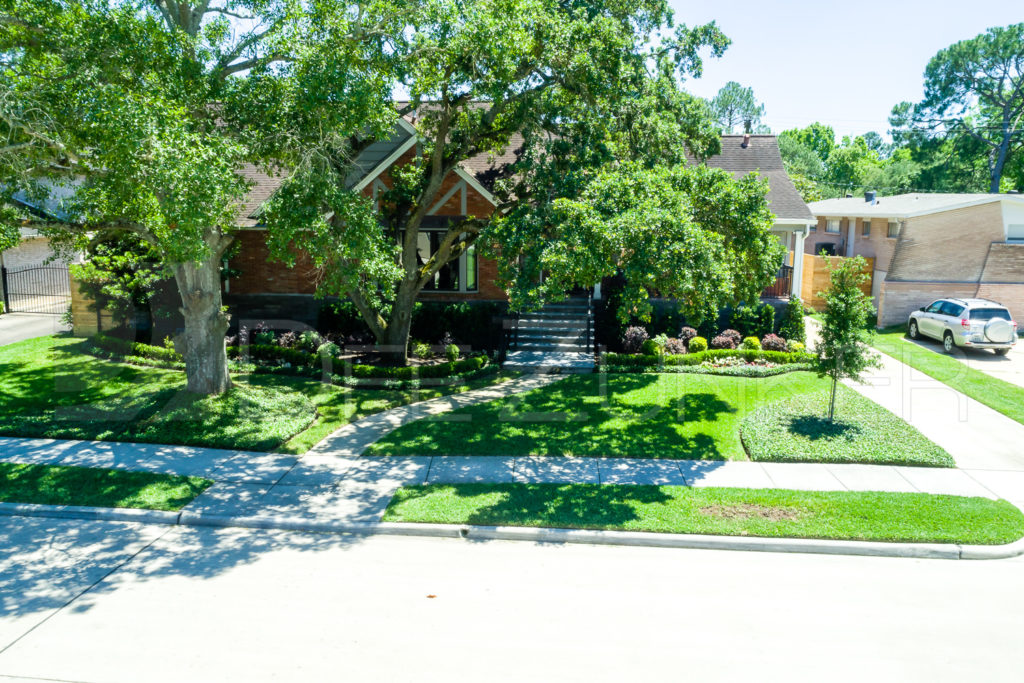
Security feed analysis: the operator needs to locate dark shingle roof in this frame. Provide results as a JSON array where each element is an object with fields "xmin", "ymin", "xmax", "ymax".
[
  {"xmin": 234, "ymin": 164, "xmax": 285, "ymax": 227},
  {"xmin": 696, "ymin": 135, "xmax": 814, "ymax": 222}
]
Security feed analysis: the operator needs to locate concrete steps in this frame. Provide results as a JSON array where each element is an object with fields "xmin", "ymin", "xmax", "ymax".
[{"xmin": 503, "ymin": 298, "xmax": 595, "ymax": 372}]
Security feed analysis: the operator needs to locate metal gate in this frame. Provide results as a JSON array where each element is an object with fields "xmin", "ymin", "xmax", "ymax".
[{"xmin": 1, "ymin": 264, "xmax": 71, "ymax": 314}]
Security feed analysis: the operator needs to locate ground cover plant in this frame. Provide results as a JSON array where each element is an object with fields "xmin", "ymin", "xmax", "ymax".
[
  {"xmin": 383, "ymin": 483, "xmax": 1024, "ymax": 545},
  {"xmin": 0, "ymin": 462, "xmax": 211, "ymax": 511},
  {"xmin": 0, "ymin": 336, "xmax": 510, "ymax": 453},
  {"xmin": 741, "ymin": 386, "xmax": 955, "ymax": 467},
  {"xmin": 872, "ymin": 327, "xmax": 1024, "ymax": 427},
  {"xmin": 366, "ymin": 372, "xmax": 831, "ymax": 459}
]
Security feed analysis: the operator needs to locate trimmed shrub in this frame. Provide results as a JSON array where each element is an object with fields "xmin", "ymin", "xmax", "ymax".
[
  {"xmin": 720, "ymin": 329, "xmax": 742, "ymax": 345},
  {"xmin": 710, "ymin": 334, "xmax": 736, "ymax": 350},
  {"xmin": 688, "ymin": 336, "xmax": 708, "ymax": 353},
  {"xmin": 729, "ymin": 304, "xmax": 758, "ymax": 337},
  {"xmin": 640, "ymin": 338, "xmax": 664, "ymax": 356},
  {"xmin": 622, "ymin": 326, "xmax": 649, "ymax": 354},
  {"xmin": 741, "ymin": 336, "xmax": 761, "ymax": 350},
  {"xmin": 445, "ymin": 343, "xmax": 460, "ymax": 362},
  {"xmin": 316, "ymin": 341, "xmax": 341, "ymax": 358},
  {"xmin": 602, "ymin": 349, "xmax": 815, "ymax": 368},
  {"xmin": 411, "ymin": 340, "xmax": 432, "ymax": 360},
  {"xmin": 679, "ymin": 326, "xmax": 698, "ymax": 345},
  {"xmin": 779, "ymin": 296, "xmax": 806, "ymax": 343},
  {"xmin": 761, "ymin": 333, "xmax": 787, "ymax": 352},
  {"xmin": 663, "ymin": 337, "xmax": 687, "ymax": 355},
  {"xmin": 788, "ymin": 340, "xmax": 806, "ymax": 353},
  {"xmin": 277, "ymin": 331, "xmax": 298, "ymax": 348},
  {"xmin": 93, "ymin": 333, "xmax": 183, "ymax": 364},
  {"xmin": 298, "ymin": 330, "xmax": 323, "ymax": 352}
]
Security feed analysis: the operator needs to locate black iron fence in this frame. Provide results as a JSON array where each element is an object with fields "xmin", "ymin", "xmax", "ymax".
[
  {"xmin": 761, "ymin": 265, "xmax": 794, "ymax": 299},
  {"xmin": 1, "ymin": 264, "xmax": 71, "ymax": 314}
]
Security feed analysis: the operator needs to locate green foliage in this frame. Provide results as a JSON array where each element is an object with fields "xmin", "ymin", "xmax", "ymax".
[
  {"xmin": 741, "ymin": 336, "xmax": 760, "ymax": 350},
  {"xmin": 709, "ymin": 81, "xmax": 766, "ymax": 133},
  {"xmin": 445, "ymin": 344, "xmax": 460, "ymax": 363},
  {"xmin": 688, "ymin": 336, "xmax": 708, "ymax": 353},
  {"xmin": 412, "ymin": 340, "xmax": 432, "ymax": 360},
  {"xmin": 640, "ymin": 338, "xmax": 663, "ymax": 356},
  {"xmin": 383, "ymin": 484, "xmax": 1024, "ymax": 545},
  {"xmin": 741, "ymin": 387, "xmax": 955, "ymax": 467},
  {"xmin": 779, "ymin": 296, "xmax": 806, "ymax": 343},
  {"xmin": 728, "ymin": 302, "xmax": 775, "ymax": 338},
  {"xmin": 0, "ymin": 462, "xmax": 211, "ymax": 511},
  {"xmin": 890, "ymin": 23, "xmax": 1024, "ymax": 192},
  {"xmin": 316, "ymin": 341, "xmax": 341, "ymax": 358},
  {"xmin": 93, "ymin": 333, "xmax": 183, "ymax": 365},
  {"xmin": 788, "ymin": 341, "xmax": 805, "ymax": 353},
  {"xmin": 816, "ymin": 256, "xmax": 881, "ymax": 420},
  {"xmin": 297, "ymin": 331, "xmax": 323, "ymax": 352},
  {"xmin": 603, "ymin": 349, "xmax": 815, "ymax": 369}
]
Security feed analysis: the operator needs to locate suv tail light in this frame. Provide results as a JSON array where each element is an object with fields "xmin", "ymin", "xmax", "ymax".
[{"xmin": 961, "ymin": 318, "xmax": 970, "ymax": 329}]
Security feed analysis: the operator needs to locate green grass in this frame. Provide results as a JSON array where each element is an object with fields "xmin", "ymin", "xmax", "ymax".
[
  {"xmin": 366, "ymin": 372, "xmax": 832, "ymax": 459},
  {"xmin": 872, "ymin": 327, "xmax": 1024, "ymax": 427},
  {"xmin": 0, "ymin": 462, "xmax": 212, "ymax": 511},
  {"xmin": 0, "ymin": 336, "xmax": 512, "ymax": 453},
  {"xmin": 384, "ymin": 483, "xmax": 1024, "ymax": 545},
  {"xmin": 741, "ymin": 385, "xmax": 955, "ymax": 467}
]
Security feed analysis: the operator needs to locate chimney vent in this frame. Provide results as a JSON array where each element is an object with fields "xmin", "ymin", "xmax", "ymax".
[
  {"xmin": 741, "ymin": 133, "xmax": 750, "ymax": 148},
  {"xmin": 865, "ymin": 191, "xmax": 877, "ymax": 204}
]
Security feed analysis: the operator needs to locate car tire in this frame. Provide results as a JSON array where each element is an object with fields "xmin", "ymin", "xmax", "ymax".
[
  {"xmin": 908, "ymin": 321, "xmax": 919, "ymax": 339},
  {"xmin": 943, "ymin": 331, "xmax": 955, "ymax": 354},
  {"xmin": 995, "ymin": 348, "xmax": 1010, "ymax": 356}
]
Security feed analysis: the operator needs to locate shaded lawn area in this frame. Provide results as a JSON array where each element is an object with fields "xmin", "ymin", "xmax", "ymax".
[
  {"xmin": 366, "ymin": 372, "xmax": 831, "ymax": 460},
  {"xmin": 741, "ymin": 385, "xmax": 955, "ymax": 467},
  {"xmin": 384, "ymin": 483, "xmax": 1024, "ymax": 545},
  {"xmin": 872, "ymin": 327, "xmax": 1024, "ymax": 427},
  {"xmin": 0, "ymin": 462, "xmax": 211, "ymax": 511},
  {"xmin": 0, "ymin": 336, "xmax": 512, "ymax": 453}
]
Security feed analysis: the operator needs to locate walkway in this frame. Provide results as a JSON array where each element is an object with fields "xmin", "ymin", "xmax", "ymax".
[{"xmin": 0, "ymin": 313, "xmax": 69, "ymax": 347}]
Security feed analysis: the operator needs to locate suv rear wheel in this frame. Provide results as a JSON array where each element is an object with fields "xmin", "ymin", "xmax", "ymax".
[
  {"xmin": 995, "ymin": 348, "xmax": 1011, "ymax": 356},
  {"xmin": 943, "ymin": 331, "xmax": 955, "ymax": 353}
]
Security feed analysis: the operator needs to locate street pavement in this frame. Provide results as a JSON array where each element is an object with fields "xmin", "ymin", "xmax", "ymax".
[
  {"xmin": 0, "ymin": 313, "xmax": 68, "ymax": 346},
  {"xmin": 0, "ymin": 517, "xmax": 1021, "ymax": 682}
]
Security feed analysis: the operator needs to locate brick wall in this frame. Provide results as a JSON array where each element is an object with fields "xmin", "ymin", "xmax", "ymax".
[
  {"xmin": 876, "ymin": 282, "xmax": 978, "ymax": 328},
  {"xmin": 1, "ymin": 236, "xmax": 61, "ymax": 269},
  {"xmin": 975, "ymin": 284, "xmax": 1024, "ymax": 324},
  {"xmin": 979, "ymin": 243, "xmax": 1024, "ymax": 283},
  {"xmin": 805, "ymin": 216, "xmax": 899, "ymax": 271},
  {"xmin": 226, "ymin": 230, "xmax": 318, "ymax": 295},
  {"xmin": 887, "ymin": 202, "xmax": 1004, "ymax": 282}
]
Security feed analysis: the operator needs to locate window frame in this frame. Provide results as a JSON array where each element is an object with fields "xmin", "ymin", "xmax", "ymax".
[
  {"xmin": 887, "ymin": 220, "xmax": 900, "ymax": 238},
  {"xmin": 825, "ymin": 218, "xmax": 841, "ymax": 234},
  {"xmin": 861, "ymin": 218, "xmax": 871, "ymax": 236},
  {"xmin": 416, "ymin": 228, "xmax": 479, "ymax": 294}
]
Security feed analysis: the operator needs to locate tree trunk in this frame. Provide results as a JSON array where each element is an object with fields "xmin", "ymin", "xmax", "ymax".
[
  {"xmin": 382, "ymin": 285, "xmax": 417, "ymax": 365},
  {"xmin": 828, "ymin": 376, "xmax": 838, "ymax": 421},
  {"xmin": 173, "ymin": 257, "xmax": 232, "ymax": 395}
]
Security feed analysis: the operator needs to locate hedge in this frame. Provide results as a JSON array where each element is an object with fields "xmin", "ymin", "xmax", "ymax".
[
  {"xmin": 603, "ymin": 363, "xmax": 815, "ymax": 377},
  {"xmin": 601, "ymin": 349, "xmax": 815, "ymax": 368},
  {"xmin": 93, "ymin": 333, "xmax": 183, "ymax": 364}
]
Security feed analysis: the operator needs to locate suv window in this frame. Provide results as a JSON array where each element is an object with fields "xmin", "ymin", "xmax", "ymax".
[
  {"xmin": 969, "ymin": 308, "xmax": 1012, "ymax": 322},
  {"xmin": 940, "ymin": 302, "xmax": 964, "ymax": 317},
  {"xmin": 925, "ymin": 301, "xmax": 945, "ymax": 313}
]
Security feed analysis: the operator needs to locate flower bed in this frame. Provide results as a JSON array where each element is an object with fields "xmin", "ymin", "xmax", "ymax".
[{"xmin": 601, "ymin": 349, "xmax": 815, "ymax": 376}]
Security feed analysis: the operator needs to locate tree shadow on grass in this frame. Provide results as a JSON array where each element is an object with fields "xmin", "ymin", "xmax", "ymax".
[
  {"xmin": 439, "ymin": 483, "xmax": 672, "ymax": 530},
  {"xmin": 786, "ymin": 415, "xmax": 862, "ymax": 442}
]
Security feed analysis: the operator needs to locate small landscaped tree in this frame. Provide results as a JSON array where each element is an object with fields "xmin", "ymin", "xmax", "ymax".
[{"xmin": 816, "ymin": 256, "xmax": 880, "ymax": 421}]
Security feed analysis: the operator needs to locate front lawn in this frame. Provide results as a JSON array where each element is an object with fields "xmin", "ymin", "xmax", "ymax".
[
  {"xmin": 384, "ymin": 483, "xmax": 1024, "ymax": 545},
  {"xmin": 366, "ymin": 372, "xmax": 831, "ymax": 459},
  {"xmin": 872, "ymin": 328, "xmax": 1024, "ymax": 427},
  {"xmin": 0, "ymin": 336, "xmax": 511, "ymax": 452},
  {"xmin": 741, "ymin": 385, "xmax": 955, "ymax": 467},
  {"xmin": 0, "ymin": 462, "xmax": 212, "ymax": 511}
]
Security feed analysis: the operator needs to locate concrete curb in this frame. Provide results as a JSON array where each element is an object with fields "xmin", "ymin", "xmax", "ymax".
[
  {"xmin": 0, "ymin": 501, "xmax": 181, "ymax": 526},
  {"xmin": 4, "ymin": 501, "xmax": 1024, "ymax": 560}
]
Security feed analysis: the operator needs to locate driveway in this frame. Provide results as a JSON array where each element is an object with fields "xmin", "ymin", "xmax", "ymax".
[
  {"xmin": 0, "ymin": 312, "xmax": 70, "ymax": 346},
  {"xmin": 905, "ymin": 334, "xmax": 1024, "ymax": 389}
]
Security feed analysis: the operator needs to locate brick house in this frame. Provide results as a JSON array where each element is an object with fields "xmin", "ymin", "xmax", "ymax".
[
  {"xmin": 807, "ymin": 193, "xmax": 1024, "ymax": 326},
  {"xmin": 227, "ymin": 130, "xmax": 815, "ymax": 327}
]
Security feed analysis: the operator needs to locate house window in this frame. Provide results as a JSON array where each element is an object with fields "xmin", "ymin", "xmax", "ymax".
[
  {"xmin": 417, "ymin": 230, "xmax": 478, "ymax": 293},
  {"xmin": 862, "ymin": 218, "xmax": 871, "ymax": 236},
  {"xmin": 1008, "ymin": 224, "xmax": 1024, "ymax": 243},
  {"xmin": 825, "ymin": 219, "xmax": 840, "ymax": 234},
  {"xmin": 887, "ymin": 221, "xmax": 900, "ymax": 238}
]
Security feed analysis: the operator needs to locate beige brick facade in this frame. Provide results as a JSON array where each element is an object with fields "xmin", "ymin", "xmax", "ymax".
[
  {"xmin": 888, "ymin": 202, "xmax": 1004, "ymax": 282},
  {"xmin": 876, "ymin": 282, "xmax": 978, "ymax": 328}
]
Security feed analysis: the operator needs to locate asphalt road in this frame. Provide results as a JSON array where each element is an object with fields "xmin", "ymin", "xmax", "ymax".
[
  {"xmin": 1, "ymin": 518, "xmax": 1022, "ymax": 682},
  {"xmin": 0, "ymin": 312, "xmax": 69, "ymax": 346}
]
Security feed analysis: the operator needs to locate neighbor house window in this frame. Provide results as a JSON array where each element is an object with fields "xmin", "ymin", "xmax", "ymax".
[
  {"xmin": 1008, "ymin": 224, "xmax": 1024, "ymax": 243},
  {"xmin": 862, "ymin": 218, "xmax": 871, "ymax": 236},
  {"xmin": 887, "ymin": 221, "xmax": 900, "ymax": 238},
  {"xmin": 825, "ymin": 219, "xmax": 841, "ymax": 234}
]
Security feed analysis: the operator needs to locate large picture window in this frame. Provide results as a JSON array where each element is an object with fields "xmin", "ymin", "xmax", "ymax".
[{"xmin": 417, "ymin": 229, "xmax": 478, "ymax": 292}]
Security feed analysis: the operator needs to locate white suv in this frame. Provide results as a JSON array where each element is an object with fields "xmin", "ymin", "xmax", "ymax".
[{"xmin": 908, "ymin": 298, "xmax": 1017, "ymax": 355}]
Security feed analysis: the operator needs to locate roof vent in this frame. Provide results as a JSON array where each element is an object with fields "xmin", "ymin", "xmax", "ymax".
[
  {"xmin": 845, "ymin": 193, "xmax": 853, "ymax": 198},
  {"xmin": 865, "ymin": 190, "xmax": 877, "ymax": 204},
  {"xmin": 741, "ymin": 133, "xmax": 750, "ymax": 148}
]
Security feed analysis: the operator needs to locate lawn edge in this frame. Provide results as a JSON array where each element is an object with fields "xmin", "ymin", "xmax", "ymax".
[{"xmin": 4, "ymin": 501, "xmax": 1022, "ymax": 560}]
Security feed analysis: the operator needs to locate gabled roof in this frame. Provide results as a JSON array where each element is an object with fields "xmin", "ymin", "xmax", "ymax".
[
  {"xmin": 809, "ymin": 193, "xmax": 1024, "ymax": 219},
  {"xmin": 695, "ymin": 135, "xmax": 815, "ymax": 223},
  {"xmin": 235, "ymin": 164, "xmax": 285, "ymax": 227}
]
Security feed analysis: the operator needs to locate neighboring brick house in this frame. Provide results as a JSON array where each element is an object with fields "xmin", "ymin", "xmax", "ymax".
[{"xmin": 807, "ymin": 193, "xmax": 1024, "ymax": 326}]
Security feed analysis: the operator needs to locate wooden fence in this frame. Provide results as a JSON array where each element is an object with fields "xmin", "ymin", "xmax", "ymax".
[{"xmin": 801, "ymin": 254, "xmax": 874, "ymax": 311}]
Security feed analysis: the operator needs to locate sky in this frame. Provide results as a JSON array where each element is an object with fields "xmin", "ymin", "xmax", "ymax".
[{"xmin": 671, "ymin": 0, "xmax": 1022, "ymax": 140}]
